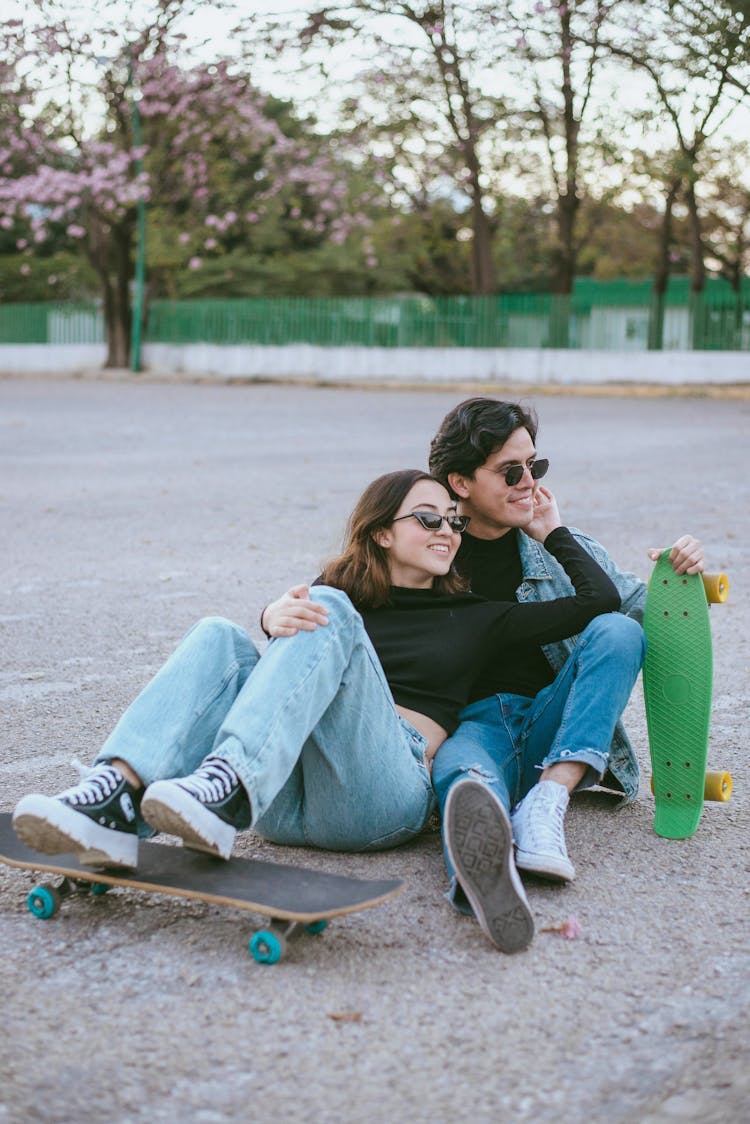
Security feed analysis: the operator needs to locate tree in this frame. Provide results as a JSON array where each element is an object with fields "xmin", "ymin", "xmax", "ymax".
[
  {"xmin": 244, "ymin": 2, "xmax": 507, "ymax": 294},
  {"xmin": 0, "ymin": 2, "xmax": 359, "ymax": 366},
  {"xmin": 603, "ymin": 0, "xmax": 750, "ymax": 344},
  {"xmin": 702, "ymin": 142, "xmax": 750, "ymax": 293},
  {"xmin": 495, "ymin": 1, "xmax": 628, "ymax": 305}
]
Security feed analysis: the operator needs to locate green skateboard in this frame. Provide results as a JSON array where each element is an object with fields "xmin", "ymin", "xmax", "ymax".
[{"xmin": 643, "ymin": 552, "xmax": 731, "ymax": 839}]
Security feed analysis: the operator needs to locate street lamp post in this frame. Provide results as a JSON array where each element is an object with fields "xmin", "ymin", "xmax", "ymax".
[{"xmin": 128, "ymin": 48, "xmax": 146, "ymax": 373}]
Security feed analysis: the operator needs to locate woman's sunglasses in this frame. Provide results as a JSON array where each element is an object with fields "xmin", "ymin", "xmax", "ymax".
[{"xmin": 392, "ymin": 511, "xmax": 471, "ymax": 533}]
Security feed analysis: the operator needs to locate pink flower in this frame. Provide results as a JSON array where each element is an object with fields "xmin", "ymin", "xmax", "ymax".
[
  {"xmin": 204, "ymin": 237, "xmax": 217, "ymax": 250},
  {"xmin": 188, "ymin": 256, "xmax": 202, "ymax": 270},
  {"xmin": 178, "ymin": 232, "xmax": 190, "ymax": 245},
  {"xmin": 20, "ymin": 263, "xmax": 30, "ymax": 275},
  {"xmin": 66, "ymin": 224, "xmax": 86, "ymax": 239},
  {"xmin": 559, "ymin": 915, "xmax": 582, "ymax": 940},
  {"xmin": 16, "ymin": 238, "xmax": 27, "ymax": 249},
  {"xmin": 542, "ymin": 914, "xmax": 583, "ymax": 939}
]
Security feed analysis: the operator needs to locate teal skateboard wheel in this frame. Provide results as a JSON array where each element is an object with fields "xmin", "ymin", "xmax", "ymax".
[
  {"xmin": 249, "ymin": 929, "xmax": 286, "ymax": 964},
  {"xmin": 27, "ymin": 884, "xmax": 60, "ymax": 919}
]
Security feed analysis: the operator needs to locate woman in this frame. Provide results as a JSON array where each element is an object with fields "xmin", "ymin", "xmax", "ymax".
[{"xmin": 13, "ymin": 469, "xmax": 629, "ymax": 950}]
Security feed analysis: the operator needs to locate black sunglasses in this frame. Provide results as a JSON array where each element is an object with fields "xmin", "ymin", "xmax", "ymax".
[
  {"xmin": 392, "ymin": 511, "xmax": 471, "ymax": 533},
  {"xmin": 496, "ymin": 458, "xmax": 550, "ymax": 487}
]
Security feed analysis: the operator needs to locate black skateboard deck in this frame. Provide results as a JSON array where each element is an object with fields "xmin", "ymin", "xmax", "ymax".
[{"xmin": 0, "ymin": 813, "xmax": 404, "ymax": 963}]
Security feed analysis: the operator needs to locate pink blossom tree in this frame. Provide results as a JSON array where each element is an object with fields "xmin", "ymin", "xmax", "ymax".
[{"xmin": 0, "ymin": 2, "xmax": 359, "ymax": 367}]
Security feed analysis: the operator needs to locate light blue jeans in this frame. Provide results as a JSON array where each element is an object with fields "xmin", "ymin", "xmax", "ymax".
[
  {"xmin": 431, "ymin": 613, "xmax": 646, "ymax": 909},
  {"xmin": 97, "ymin": 587, "xmax": 435, "ymax": 851}
]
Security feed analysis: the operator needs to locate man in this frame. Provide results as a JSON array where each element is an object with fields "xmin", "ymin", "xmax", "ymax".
[{"xmin": 427, "ymin": 397, "xmax": 703, "ymax": 953}]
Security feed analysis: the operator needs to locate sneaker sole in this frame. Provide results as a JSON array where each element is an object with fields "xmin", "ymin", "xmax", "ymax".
[
  {"xmin": 514, "ymin": 848, "xmax": 575, "ymax": 882},
  {"xmin": 12, "ymin": 794, "xmax": 138, "ymax": 870},
  {"xmin": 141, "ymin": 782, "xmax": 235, "ymax": 860},
  {"xmin": 444, "ymin": 780, "xmax": 534, "ymax": 953}
]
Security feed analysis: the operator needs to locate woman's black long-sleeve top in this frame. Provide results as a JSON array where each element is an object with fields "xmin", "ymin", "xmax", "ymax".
[{"xmin": 357, "ymin": 527, "xmax": 620, "ymax": 734}]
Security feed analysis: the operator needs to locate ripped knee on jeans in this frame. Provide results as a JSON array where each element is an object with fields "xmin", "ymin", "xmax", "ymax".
[{"xmin": 465, "ymin": 763, "xmax": 499, "ymax": 784}]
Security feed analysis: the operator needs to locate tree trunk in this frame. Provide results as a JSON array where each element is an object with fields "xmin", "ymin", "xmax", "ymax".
[
  {"xmin": 684, "ymin": 179, "xmax": 706, "ymax": 348},
  {"xmin": 103, "ymin": 277, "xmax": 131, "ymax": 369},
  {"xmin": 87, "ymin": 217, "xmax": 134, "ymax": 369},
  {"xmin": 649, "ymin": 180, "xmax": 680, "ymax": 350},
  {"xmin": 548, "ymin": 192, "xmax": 578, "ymax": 347},
  {"xmin": 685, "ymin": 180, "xmax": 706, "ymax": 295},
  {"xmin": 553, "ymin": 190, "xmax": 578, "ymax": 295},
  {"xmin": 469, "ymin": 191, "xmax": 495, "ymax": 295},
  {"xmin": 464, "ymin": 142, "xmax": 495, "ymax": 294}
]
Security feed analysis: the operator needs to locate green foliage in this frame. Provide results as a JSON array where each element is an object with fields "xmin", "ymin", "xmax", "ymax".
[{"xmin": 0, "ymin": 251, "xmax": 99, "ymax": 303}]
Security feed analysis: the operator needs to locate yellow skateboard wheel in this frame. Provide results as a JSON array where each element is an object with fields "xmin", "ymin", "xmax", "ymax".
[
  {"xmin": 704, "ymin": 771, "xmax": 732, "ymax": 802},
  {"xmin": 702, "ymin": 572, "xmax": 729, "ymax": 603}
]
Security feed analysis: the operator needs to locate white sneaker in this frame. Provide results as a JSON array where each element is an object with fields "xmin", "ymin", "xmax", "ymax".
[
  {"xmin": 444, "ymin": 779, "xmax": 534, "ymax": 953},
  {"xmin": 511, "ymin": 780, "xmax": 575, "ymax": 882}
]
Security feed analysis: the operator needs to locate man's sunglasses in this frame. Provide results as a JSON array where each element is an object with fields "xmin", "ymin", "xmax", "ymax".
[
  {"xmin": 494, "ymin": 458, "xmax": 550, "ymax": 487},
  {"xmin": 392, "ymin": 511, "xmax": 471, "ymax": 533}
]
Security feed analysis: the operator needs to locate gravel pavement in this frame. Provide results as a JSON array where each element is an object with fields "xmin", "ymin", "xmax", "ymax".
[{"xmin": 1, "ymin": 376, "xmax": 748, "ymax": 1124}]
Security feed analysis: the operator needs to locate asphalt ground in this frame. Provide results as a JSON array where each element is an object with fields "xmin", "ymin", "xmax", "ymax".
[{"xmin": 0, "ymin": 376, "xmax": 748, "ymax": 1124}]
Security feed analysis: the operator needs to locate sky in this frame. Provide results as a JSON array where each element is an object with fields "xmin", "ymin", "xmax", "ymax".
[{"xmin": 9, "ymin": 1, "xmax": 750, "ymax": 166}]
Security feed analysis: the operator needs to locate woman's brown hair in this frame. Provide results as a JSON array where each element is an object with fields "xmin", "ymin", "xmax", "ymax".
[{"xmin": 319, "ymin": 469, "xmax": 468, "ymax": 609}]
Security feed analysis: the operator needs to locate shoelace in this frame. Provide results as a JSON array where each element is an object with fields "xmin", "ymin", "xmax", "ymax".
[
  {"xmin": 59, "ymin": 761, "xmax": 122, "ymax": 806},
  {"xmin": 179, "ymin": 757, "xmax": 238, "ymax": 803},
  {"xmin": 520, "ymin": 792, "xmax": 568, "ymax": 855}
]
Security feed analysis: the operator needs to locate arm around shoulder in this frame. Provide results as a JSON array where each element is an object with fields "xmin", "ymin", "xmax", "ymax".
[{"xmin": 261, "ymin": 584, "xmax": 330, "ymax": 639}]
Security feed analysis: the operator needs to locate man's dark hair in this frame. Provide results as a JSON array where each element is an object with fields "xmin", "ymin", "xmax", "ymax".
[{"xmin": 428, "ymin": 397, "xmax": 539, "ymax": 487}]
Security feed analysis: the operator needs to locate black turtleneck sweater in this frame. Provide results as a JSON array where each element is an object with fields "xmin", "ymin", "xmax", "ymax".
[
  {"xmin": 454, "ymin": 529, "xmax": 559, "ymax": 700},
  {"xmin": 357, "ymin": 528, "xmax": 619, "ymax": 733}
]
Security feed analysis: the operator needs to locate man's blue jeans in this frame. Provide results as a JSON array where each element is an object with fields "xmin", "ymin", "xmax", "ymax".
[
  {"xmin": 97, "ymin": 587, "xmax": 435, "ymax": 851},
  {"xmin": 431, "ymin": 613, "xmax": 646, "ymax": 908}
]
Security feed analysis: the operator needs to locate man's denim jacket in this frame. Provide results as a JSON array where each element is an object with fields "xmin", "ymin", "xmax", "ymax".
[{"xmin": 516, "ymin": 528, "xmax": 646, "ymax": 801}]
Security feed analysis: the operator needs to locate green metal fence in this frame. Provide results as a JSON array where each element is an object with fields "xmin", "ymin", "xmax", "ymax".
[
  {"xmin": 1, "ymin": 278, "xmax": 748, "ymax": 350},
  {"xmin": 0, "ymin": 301, "xmax": 104, "ymax": 345}
]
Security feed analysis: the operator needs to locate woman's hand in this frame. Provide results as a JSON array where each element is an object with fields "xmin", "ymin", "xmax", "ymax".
[
  {"xmin": 647, "ymin": 535, "xmax": 704, "ymax": 575},
  {"xmin": 525, "ymin": 485, "xmax": 562, "ymax": 543},
  {"xmin": 261, "ymin": 585, "xmax": 329, "ymax": 638}
]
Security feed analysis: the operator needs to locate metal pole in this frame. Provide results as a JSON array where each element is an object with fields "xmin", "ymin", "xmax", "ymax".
[{"xmin": 128, "ymin": 48, "xmax": 146, "ymax": 373}]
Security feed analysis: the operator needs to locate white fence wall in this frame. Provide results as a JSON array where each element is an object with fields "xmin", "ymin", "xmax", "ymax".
[{"xmin": 0, "ymin": 342, "xmax": 748, "ymax": 384}]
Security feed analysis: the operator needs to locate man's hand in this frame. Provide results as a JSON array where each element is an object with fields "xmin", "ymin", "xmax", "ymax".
[
  {"xmin": 261, "ymin": 585, "xmax": 329, "ymax": 638},
  {"xmin": 525, "ymin": 485, "xmax": 563, "ymax": 543},
  {"xmin": 647, "ymin": 535, "xmax": 704, "ymax": 576}
]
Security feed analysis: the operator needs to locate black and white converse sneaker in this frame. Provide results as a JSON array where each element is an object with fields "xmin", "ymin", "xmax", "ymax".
[
  {"xmin": 444, "ymin": 778, "xmax": 535, "ymax": 954},
  {"xmin": 13, "ymin": 763, "xmax": 142, "ymax": 869},
  {"xmin": 141, "ymin": 756, "xmax": 252, "ymax": 860}
]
